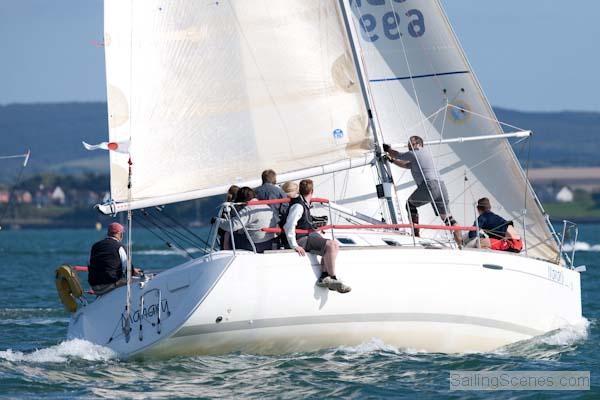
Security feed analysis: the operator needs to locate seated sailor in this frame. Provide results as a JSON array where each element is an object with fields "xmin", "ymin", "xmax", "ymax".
[
  {"xmin": 255, "ymin": 169, "xmax": 287, "ymax": 214},
  {"xmin": 283, "ymin": 179, "xmax": 351, "ymax": 293},
  {"xmin": 468, "ymin": 197, "xmax": 523, "ymax": 253},
  {"xmin": 220, "ymin": 186, "xmax": 279, "ymax": 253},
  {"xmin": 88, "ymin": 222, "xmax": 141, "ymax": 295}
]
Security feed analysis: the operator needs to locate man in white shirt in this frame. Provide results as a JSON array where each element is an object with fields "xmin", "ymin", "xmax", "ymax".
[{"xmin": 283, "ymin": 179, "xmax": 351, "ymax": 293}]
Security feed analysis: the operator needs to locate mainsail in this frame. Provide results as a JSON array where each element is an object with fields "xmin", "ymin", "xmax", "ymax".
[
  {"xmin": 104, "ymin": 0, "xmax": 371, "ymax": 206},
  {"xmin": 343, "ymin": 0, "xmax": 559, "ymax": 260}
]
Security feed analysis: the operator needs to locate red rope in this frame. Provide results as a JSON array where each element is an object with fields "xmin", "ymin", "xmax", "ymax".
[
  {"xmin": 263, "ymin": 223, "xmax": 477, "ymax": 234},
  {"xmin": 246, "ymin": 197, "xmax": 329, "ymax": 206}
]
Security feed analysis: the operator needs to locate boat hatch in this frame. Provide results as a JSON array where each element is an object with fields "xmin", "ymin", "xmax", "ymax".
[{"xmin": 337, "ymin": 237, "xmax": 356, "ymax": 245}]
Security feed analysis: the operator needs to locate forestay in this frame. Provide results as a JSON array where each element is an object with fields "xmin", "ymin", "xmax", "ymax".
[
  {"xmin": 344, "ymin": 0, "xmax": 558, "ymax": 261},
  {"xmin": 104, "ymin": 0, "xmax": 371, "ymax": 205}
]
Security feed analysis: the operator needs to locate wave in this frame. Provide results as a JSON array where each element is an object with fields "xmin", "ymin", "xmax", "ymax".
[
  {"xmin": 135, "ymin": 248, "xmax": 205, "ymax": 256},
  {"xmin": 561, "ymin": 242, "xmax": 600, "ymax": 252},
  {"xmin": 0, "ymin": 317, "xmax": 69, "ymax": 326},
  {"xmin": 0, "ymin": 339, "xmax": 116, "ymax": 363},
  {"xmin": 335, "ymin": 338, "xmax": 402, "ymax": 354},
  {"xmin": 495, "ymin": 317, "xmax": 590, "ymax": 359}
]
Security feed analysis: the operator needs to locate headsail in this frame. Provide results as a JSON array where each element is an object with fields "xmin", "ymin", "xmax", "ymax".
[
  {"xmin": 104, "ymin": 0, "xmax": 372, "ymax": 207},
  {"xmin": 344, "ymin": 0, "xmax": 558, "ymax": 261}
]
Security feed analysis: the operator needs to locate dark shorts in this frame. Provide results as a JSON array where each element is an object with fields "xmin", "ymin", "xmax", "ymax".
[
  {"xmin": 297, "ymin": 233, "xmax": 328, "ymax": 256},
  {"xmin": 91, "ymin": 277, "xmax": 127, "ymax": 295},
  {"xmin": 407, "ymin": 180, "xmax": 450, "ymax": 216}
]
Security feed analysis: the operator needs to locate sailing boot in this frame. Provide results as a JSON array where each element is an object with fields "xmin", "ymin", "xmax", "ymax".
[
  {"xmin": 316, "ymin": 272, "xmax": 331, "ymax": 287},
  {"xmin": 327, "ymin": 276, "xmax": 352, "ymax": 293},
  {"xmin": 411, "ymin": 214, "xmax": 420, "ymax": 238}
]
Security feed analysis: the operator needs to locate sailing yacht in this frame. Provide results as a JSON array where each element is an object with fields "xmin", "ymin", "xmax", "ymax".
[{"xmin": 64, "ymin": 0, "xmax": 583, "ymax": 357}]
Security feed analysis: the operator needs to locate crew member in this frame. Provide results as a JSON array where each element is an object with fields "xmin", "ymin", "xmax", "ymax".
[
  {"xmin": 384, "ymin": 137, "xmax": 462, "ymax": 246},
  {"xmin": 283, "ymin": 179, "xmax": 351, "ymax": 293},
  {"xmin": 468, "ymin": 197, "xmax": 523, "ymax": 252},
  {"xmin": 88, "ymin": 222, "xmax": 140, "ymax": 295},
  {"xmin": 219, "ymin": 187, "xmax": 278, "ymax": 253},
  {"xmin": 255, "ymin": 169, "xmax": 287, "ymax": 214}
]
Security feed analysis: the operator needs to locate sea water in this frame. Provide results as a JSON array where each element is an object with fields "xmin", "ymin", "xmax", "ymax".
[{"xmin": 0, "ymin": 226, "xmax": 598, "ymax": 399}]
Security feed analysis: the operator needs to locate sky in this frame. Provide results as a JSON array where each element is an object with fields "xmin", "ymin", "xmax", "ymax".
[{"xmin": 0, "ymin": 0, "xmax": 599, "ymax": 112}]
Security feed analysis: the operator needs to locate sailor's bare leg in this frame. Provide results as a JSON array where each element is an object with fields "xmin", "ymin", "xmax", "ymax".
[
  {"xmin": 441, "ymin": 213, "xmax": 462, "ymax": 247},
  {"xmin": 323, "ymin": 240, "xmax": 339, "ymax": 277}
]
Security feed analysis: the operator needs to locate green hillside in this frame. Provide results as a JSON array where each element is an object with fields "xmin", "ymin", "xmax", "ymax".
[{"xmin": 1, "ymin": 102, "xmax": 599, "ymax": 184}]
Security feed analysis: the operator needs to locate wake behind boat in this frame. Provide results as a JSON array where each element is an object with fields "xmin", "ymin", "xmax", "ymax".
[{"xmin": 57, "ymin": 0, "xmax": 583, "ymax": 358}]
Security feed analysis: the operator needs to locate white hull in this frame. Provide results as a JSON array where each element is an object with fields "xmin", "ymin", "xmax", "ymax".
[{"xmin": 68, "ymin": 233, "xmax": 582, "ymax": 358}]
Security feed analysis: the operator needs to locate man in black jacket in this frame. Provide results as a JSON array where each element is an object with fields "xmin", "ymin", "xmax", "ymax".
[{"xmin": 88, "ymin": 222, "xmax": 140, "ymax": 295}]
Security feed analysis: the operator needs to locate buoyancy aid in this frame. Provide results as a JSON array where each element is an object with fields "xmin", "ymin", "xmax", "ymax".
[
  {"xmin": 88, "ymin": 237, "xmax": 124, "ymax": 286},
  {"xmin": 289, "ymin": 196, "xmax": 313, "ymax": 239}
]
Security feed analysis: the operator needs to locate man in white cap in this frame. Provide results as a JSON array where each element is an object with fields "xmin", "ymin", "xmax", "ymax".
[{"xmin": 88, "ymin": 222, "xmax": 140, "ymax": 295}]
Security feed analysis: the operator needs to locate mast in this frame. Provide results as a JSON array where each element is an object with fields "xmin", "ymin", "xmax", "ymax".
[{"xmin": 338, "ymin": 0, "xmax": 399, "ymax": 224}]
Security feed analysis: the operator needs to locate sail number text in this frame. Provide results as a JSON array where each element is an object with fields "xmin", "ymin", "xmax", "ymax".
[{"xmin": 350, "ymin": 0, "xmax": 425, "ymax": 42}]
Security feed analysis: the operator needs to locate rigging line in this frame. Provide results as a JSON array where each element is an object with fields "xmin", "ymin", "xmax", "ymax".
[
  {"xmin": 155, "ymin": 207, "xmax": 211, "ymax": 248},
  {"xmin": 369, "ymin": 70, "xmax": 470, "ymax": 83},
  {"xmin": 134, "ymin": 217, "xmax": 178, "ymax": 251},
  {"xmin": 521, "ymin": 135, "xmax": 533, "ymax": 255},
  {"xmin": 138, "ymin": 210, "xmax": 197, "ymax": 258},
  {"xmin": 0, "ymin": 161, "xmax": 27, "ymax": 227},
  {"xmin": 341, "ymin": 2, "xmax": 400, "ymax": 224},
  {"xmin": 225, "ymin": 0, "xmax": 294, "ymax": 156},
  {"xmin": 0, "ymin": 154, "xmax": 28, "ymax": 160},
  {"xmin": 344, "ymin": 2, "xmax": 390, "ymax": 146},
  {"xmin": 382, "ymin": 2, "xmax": 451, "ymax": 240},
  {"xmin": 402, "ymin": 105, "xmax": 447, "ymax": 134},
  {"xmin": 446, "ymin": 104, "xmax": 527, "ymax": 133},
  {"xmin": 442, "ymin": 136, "xmax": 531, "ymax": 190},
  {"xmin": 136, "ymin": 217, "xmax": 199, "ymax": 258},
  {"xmin": 140, "ymin": 209, "xmax": 199, "ymax": 251},
  {"xmin": 442, "ymin": 138, "xmax": 531, "ymax": 219},
  {"xmin": 143, "ymin": 209, "xmax": 204, "ymax": 253}
]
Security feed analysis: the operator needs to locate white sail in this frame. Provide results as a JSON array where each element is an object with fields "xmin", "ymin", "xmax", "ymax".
[
  {"xmin": 104, "ymin": 0, "xmax": 372, "ymax": 205},
  {"xmin": 344, "ymin": 0, "xmax": 558, "ymax": 261}
]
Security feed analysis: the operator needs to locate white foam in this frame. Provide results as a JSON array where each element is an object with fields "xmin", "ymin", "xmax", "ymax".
[
  {"xmin": 0, "ymin": 339, "xmax": 117, "ymax": 363},
  {"xmin": 336, "ymin": 338, "xmax": 400, "ymax": 354},
  {"xmin": 0, "ymin": 317, "xmax": 69, "ymax": 326},
  {"xmin": 538, "ymin": 317, "xmax": 590, "ymax": 346},
  {"xmin": 561, "ymin": 242, "xmax": 600, "ymax": 252},
  {"xmin": 135, "ymin": 248, "xmax": 204, "ymax": 256},
  {"xmin": 334, "ymin": 337, "xmax": 431, "ymax": 355}
]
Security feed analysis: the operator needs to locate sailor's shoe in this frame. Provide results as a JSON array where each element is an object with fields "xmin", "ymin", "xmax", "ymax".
[{"xmin": 326, "ymin": 278, "xmax": 352, "ymax": 294}]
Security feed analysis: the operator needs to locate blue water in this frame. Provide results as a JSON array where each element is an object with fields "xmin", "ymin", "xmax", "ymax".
[{"xmin": 0, "ymin": 226, "xmax": 598, "ymax": 399}]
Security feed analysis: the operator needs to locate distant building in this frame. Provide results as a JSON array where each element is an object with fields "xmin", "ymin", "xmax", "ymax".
[
  {"xmin": 556, "ymin": 186, "xmax": 574, "ymax": 203},
  {"xmin": 0, "ymin": 190, "xmax": 8, "ymax": 204},
  {"xmin": 19, "ymin": 191, "xmax": 33, "ymax": 204},
  {"xmin": 51, "ymin": 186, "xmax": 66, "ymax": 205}
]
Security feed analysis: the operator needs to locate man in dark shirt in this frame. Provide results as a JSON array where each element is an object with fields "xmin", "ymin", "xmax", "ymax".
[
  {"xmin": 469, "ymin": 198, "xmax": 510, "ymax": 240},
  {"xmin": 469, "ymin": 197, "xmax": 522, "ymax": 252},
  {"xmin": 88, "ymin": 223, "xmax": 140, "ymax": 295},
  {"xmin": 255, "ymin": 169, "xmax": 287, "ymax": 213}
]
